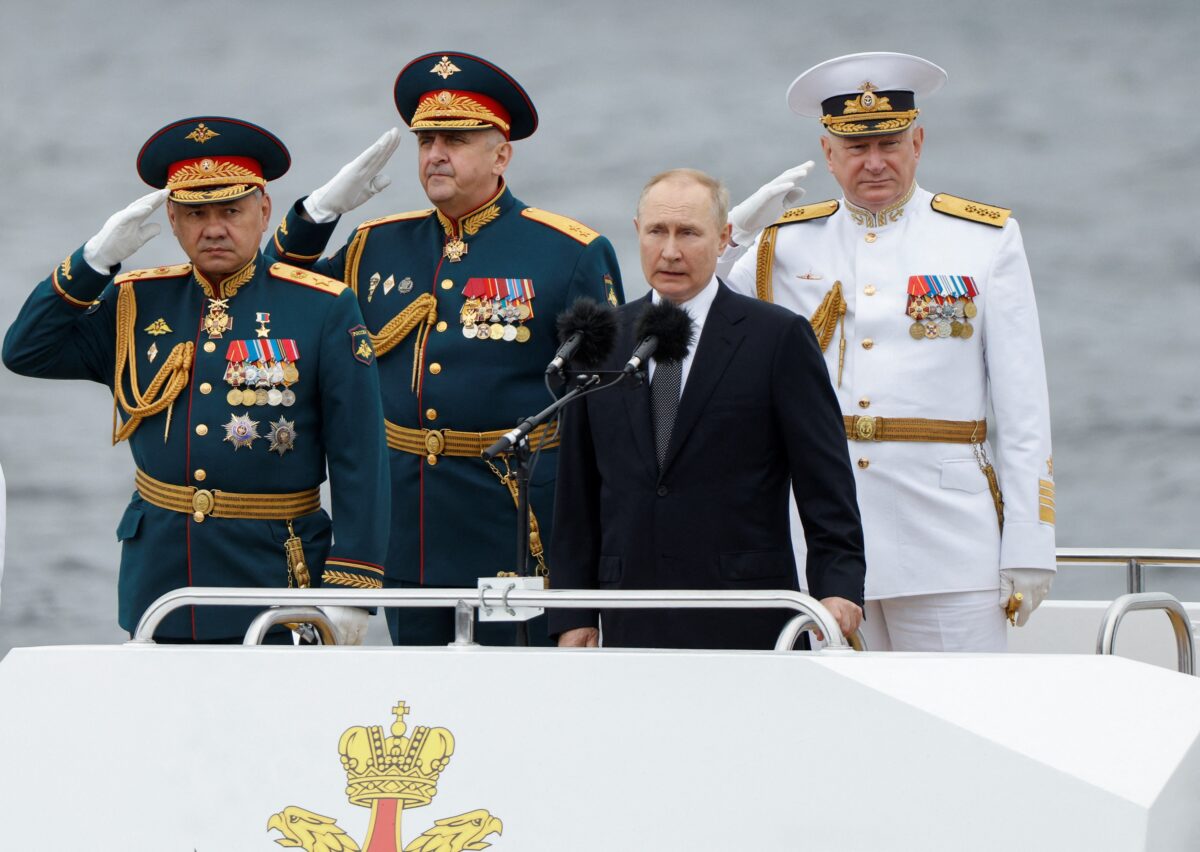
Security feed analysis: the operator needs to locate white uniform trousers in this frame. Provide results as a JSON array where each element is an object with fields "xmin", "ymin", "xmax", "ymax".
[{"xmin": 859, "ymin": 590, "xmax": 1008, "ymax": 652}]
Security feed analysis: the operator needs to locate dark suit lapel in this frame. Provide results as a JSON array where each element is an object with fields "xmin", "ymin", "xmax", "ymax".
[
  {"xmin": 661, "ymin": 281, "xmax": 745, "ymax": 477},
  {"xmin": 620, "ymin": 295, "xmax": 659, "ymax": 478}
]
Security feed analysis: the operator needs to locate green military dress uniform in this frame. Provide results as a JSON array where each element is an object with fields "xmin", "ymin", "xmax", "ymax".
[
  {"xmin": 2, "ymin": 117, "xmax": 389, "ymax": 640},
  {"xmin": 266, "ymin": 51, "xmax": 623, "ymax": 644},
  {"xmin": 268, "ymin": 183, "xmax": 622, "ymax": 642}
]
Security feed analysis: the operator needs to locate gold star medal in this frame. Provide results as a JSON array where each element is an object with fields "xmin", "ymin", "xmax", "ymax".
[{"xmin": 223, "ymin": 412, "xmax": 260, "ymax": 450}]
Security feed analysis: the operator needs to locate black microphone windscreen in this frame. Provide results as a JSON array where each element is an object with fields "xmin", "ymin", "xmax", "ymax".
[
  {"xmin": 634, "ymin": 299, "xmax": 695, "ymax": 364},
  {"xmin": 555, "ymin": 297, "xmax": 618, "ymax": 366}
]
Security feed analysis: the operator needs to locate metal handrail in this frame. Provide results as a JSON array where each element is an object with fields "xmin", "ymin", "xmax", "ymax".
[
  {"xmin": 1055, "ymin": 548, "xmax": 1200, "ymax": 594},
  {"xmin": 775, "ymin": 614, "xmax": 868, "ymax": 652},
  {"xmin": 129, "ymin": 586, "xmax": 853, "ymax": 650},
  {"xmin": 243, "ymin": 606, "xmax": 337, "ymax": 646},
  {"xmin": 1095, "ymin": 592, "xmax": 1195, "ymax": 676}
]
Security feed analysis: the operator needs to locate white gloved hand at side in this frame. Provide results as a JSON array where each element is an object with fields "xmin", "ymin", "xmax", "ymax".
[
  {"xmin": 303, "ymin": 128, "xmax": 402, "ymax": 224},
  {"xmin": 320, "ymin": 605, "xmax": 370, "ymax": 645},
  {"xmin": 82, "ymin": 189, "xmax": 168, "ymax": 274},
  {"xmin": 999, "ymin": 568, "xmax": 1054, "ymax": 627},
  {"xmin": 728, "ymin": 160, "xmax": 814, "ymax": 245}
]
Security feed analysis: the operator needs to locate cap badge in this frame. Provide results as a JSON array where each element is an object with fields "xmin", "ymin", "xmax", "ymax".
[
  {"xmin": 185, "ymin": 122, "xmax": 220, "ymax": 144},
  {"xmin": 845, "ymin": 83, "xmax": 893, "ymax": 115},
  {"xmin": 430, "ymin": 55, "xmax": 462, "ymax": 80},
  {"xmin": 436, "ymin": 90, "xmax": 454, "ymax": 106}
]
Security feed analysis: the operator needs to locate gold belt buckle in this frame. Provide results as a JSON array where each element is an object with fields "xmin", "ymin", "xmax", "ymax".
[
  {"xmin": 192, "ymin": 488, "xmax": 216, "ymax": 523},
  {"xmin": 424, "ymin": 429, "xmax": 446, "ymax": 465},
  {"xmin": 854, "ymin": 415, "xmax": 878, "ymax": 441}
]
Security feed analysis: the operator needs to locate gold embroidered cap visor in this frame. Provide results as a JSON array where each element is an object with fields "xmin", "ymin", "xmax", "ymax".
[
  {"xmin": 787, "ymin": 52, "xmax": 947, "ymax": 138},
  {"xmin": 393, "ymin": 51, "xmax": 538, "ymax": 140},
  {"xmin": 136, "ymin": 116, "xmax": 291, "ymax": 204}
]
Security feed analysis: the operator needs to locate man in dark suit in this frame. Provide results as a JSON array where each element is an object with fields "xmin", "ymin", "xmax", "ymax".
[{"xmin": 550, "ymin": 169, "xmax": 866, "ymax": 650}]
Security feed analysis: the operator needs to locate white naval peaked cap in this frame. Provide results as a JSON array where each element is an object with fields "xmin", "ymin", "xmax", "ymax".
[{"xmin": 787, "ymin": 52, "xmax": 948, "ymax": 136}]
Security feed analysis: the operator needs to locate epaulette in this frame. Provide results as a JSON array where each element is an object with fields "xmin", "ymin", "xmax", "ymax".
[
  {"xmin": 114, "ymin": 263, "xmax": 192, "ymax": 284},
  {"xmin": 931, "ymin": 193, "xmax": 1011, "ymax": 228},
  {"xmin": 356, "ymin": 209, "xmax": 435, "ymax": 230},
  {"xmin": 268, "ymin": 262, "xmax": 347, "ymax": 296},
  {"xmin": 520, "ymin": 208, "xmax": 599, "ymax": 245},
  {"xmin": 772, "ymin": 200, "xmax": 840, "ymax": 227}
]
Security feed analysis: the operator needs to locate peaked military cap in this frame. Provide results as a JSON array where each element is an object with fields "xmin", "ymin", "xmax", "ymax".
[
  {"xmin": 137, "ymin": 116, "xmax": 291, "ymax": 204},
  {"xmin": 393, "ymin": 51, "xmax": 538, "ymax": 141},
  {"xmin": 787, "ymin": 52, "xmax": 947, "ymax": 137}
]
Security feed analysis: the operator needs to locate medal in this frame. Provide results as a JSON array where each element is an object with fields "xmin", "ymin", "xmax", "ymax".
[
  {"xmin": 937, "ymin": 320, "xmax": 952, "ymax": 338},
  {"xmin": 463, "ymin": 324, "xmax": 477, "ymax": 338},
  {"xmin": 502, "ymin": 324, "xmax": 517, "ymax": 342},
  {"xmin": 443, "ymin": 238, "xmax": 468, "ymax": 262},
  {"xmin": 255, "ymin": 388, "xmax": 269, "ymax": 406},
  {"xmin": 517, "ymin": 303, "xmax": 531, "ymax": 321},
  {"xmin": 476, "ymin": 325, "xmax": 489, "ymax": 340},
  {"xmin": 488, "ymin": 323, "xmax": 504, "ymax": 341},
  {"xmin": 203, "ymin": 299, "xmax": 232, "ymax": 339},
  {"xmin": 951, "ymin": 320, "xmax": 963, "ymax": 337},
  {"xmin": 964, "ymin": 301, "xmax": 978, "ymax": 318},
  {"xmin": 241, "ymin": 388, "xmax": 257, "ymax": 406},
  {"xmin": 226, "ymin": 388, "xmax": 242, "ymax": 405},
  {"xmin": 245, "ymin": 364, "xmax": 260, "ymax": 384},
  {"xmin": 924, "ymin": 323, "xmax": 938, "ymax": 339},
  {"xmin": 269, "ymin": 363, "xmax": 285, "ymax": 384},
  {"xmin": 223, "ymin": 412, "xmax": 260, "ymax": 450},
  {"xmin": 515, "ymin": 325, "xmax": 531, "ymax": 343},
  {"xmin": 399, "ymin": 276, "xmax": 413, "ymax": 294},
  {"xmin": 281, "ymin": 389, "xmax": 296, "ymax": 407},
  {"xmin": 909, "ymin": 322, "xmax": 925, "ymax": 340},
  {"xmin": 255, "ymin": 312, "xmax": 271, "ymax": 339},
  {"xmin": 960, "ymin": 323, "xmax": 975, "ymax": 339},
  {"xmin": 267, "ymin": 389, "xmax": 284, "ymax": 406},
  {"xmin": 282, "ymin": 363, "xmax": 299, "ymax": 384},
  {"xmin": 268, "ymin": 417, "xmax": 297, "ymax": 456}
]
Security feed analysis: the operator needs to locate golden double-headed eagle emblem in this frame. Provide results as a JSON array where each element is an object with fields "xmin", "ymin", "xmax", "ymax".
[{"xmin": 267, "ymin": 700, "xmax": 503, "ymax": 852}]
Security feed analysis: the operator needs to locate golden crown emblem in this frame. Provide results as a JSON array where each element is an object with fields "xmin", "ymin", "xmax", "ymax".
[{"xmin": 338, "ymin": 700, "xmax": 455, "ymax": 809}]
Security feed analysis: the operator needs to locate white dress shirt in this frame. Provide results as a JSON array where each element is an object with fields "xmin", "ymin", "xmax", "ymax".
[{"xmin": 647, "ymin": 274, "xmax": 719, "ymax": 393}]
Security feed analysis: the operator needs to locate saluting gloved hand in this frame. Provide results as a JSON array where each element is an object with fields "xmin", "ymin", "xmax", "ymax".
[
  {"xmin": 82, "ymin": 189, "xmax": 169, "ymax": 274},
  {"xmin": 728, "ymin": 160, "xmax": 815, "ymax": 246},
  {"xmin": 999, "ymin": 568, "xmax": 1054, "ymax": 627},
  {"xmin": 303, "ymin": 127, "xmax": 403, "ymax": 224},
  {"xmin": 320, "ymin": 605, "xmax": 371, "ymax": 645}
]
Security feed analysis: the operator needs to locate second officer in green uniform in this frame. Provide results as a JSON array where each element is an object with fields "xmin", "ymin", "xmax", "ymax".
[
  {"xmin": 268, "ymin": 52, "xmax": 624, "ymax": 645},
  {"xmin": 3, "ymin": 117, "xmax": 389, "ymax": 643}
]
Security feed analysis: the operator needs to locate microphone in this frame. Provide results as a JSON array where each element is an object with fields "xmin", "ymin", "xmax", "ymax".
[
  {"xmin": 546, "ymin": 297, "xmax": 618, "ymax": 375},
  {"xmin": 622, "ymin": 299, "xmax": 695, "ymax": 374}
]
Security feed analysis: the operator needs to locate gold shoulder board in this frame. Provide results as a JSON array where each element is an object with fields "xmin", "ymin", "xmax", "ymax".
[
  {"xmin": 931, "ymin": 193, "xmax": 1011, "ymax": 228},
  {"xmin": 268, "ymin": 262, "xmax": 347, "ymax": 296},
  {"xmin": 114, "ymin": 263, "xmax": 192, "ymax": 284},
  {"xmin": 773, "ymin": 200, "xmax": 840, "ymax": 227},
  {"xmin": 520, "ymin": 207, "xmax": 599, "ymax": 245},
  {"xmin": 357, "ymin": 209, "xmax": 435, "ymax": 230}
]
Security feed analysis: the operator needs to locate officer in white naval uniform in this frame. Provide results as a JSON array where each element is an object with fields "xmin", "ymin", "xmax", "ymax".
[{"xmin": 718, "ymin": 52, "xmax": 1055, "ymax": 651}]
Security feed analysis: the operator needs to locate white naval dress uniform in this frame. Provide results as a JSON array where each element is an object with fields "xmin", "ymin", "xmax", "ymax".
[{"xmin": 719, "ymin": 185, "xmax": 1055, "ymax": 650}]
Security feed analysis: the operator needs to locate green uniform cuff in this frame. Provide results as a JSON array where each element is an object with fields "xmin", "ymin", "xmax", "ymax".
[
  {"xmin": 50, "ymin": 246, "xmax": 113, "ymax": 309},
  {"xmin": 270, "ymin": 199, "xmax": 338, "ymax": 264}
]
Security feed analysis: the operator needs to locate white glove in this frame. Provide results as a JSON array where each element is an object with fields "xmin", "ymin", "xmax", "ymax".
[
  {"xmin": 319, "ymin": 605, "xmax": 370, "ymax": 645},
  {"xmin": 999, "ymin": 568, "xmax": 1054, "ymax": 627},
  {"xmin": 303, "ymin": 128, "xmax": 402, "ymax": 224},
  {"xmin": 82, "ymin": 189, "xmax": 168, "ymax": 274},
  {"xmin": 728, "ymin": 160, "xmax": 814, "ymax": 245}
]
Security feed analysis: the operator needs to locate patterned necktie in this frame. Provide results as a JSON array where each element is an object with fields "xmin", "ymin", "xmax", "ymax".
[{"xmin": 650, "ymin": 358, "xmax": 683, "ymax": 469}]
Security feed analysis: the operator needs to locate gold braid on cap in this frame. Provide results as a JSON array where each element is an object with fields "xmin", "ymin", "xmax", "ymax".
[
  {"xmin": 168, "ymin": 159, "xmax": 266, "ymax": 203},
  {"xmin": 411, "ymin": 92, "xmax": 511, "ymax": 134}
]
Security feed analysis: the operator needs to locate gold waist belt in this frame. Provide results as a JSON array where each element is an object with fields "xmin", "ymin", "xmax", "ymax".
[
  {"xmin": 135, "ymin": 468, "xmax": 321, "ymax": 523},
  {"xmin": 385, "ymin": 420, "xmax": 560, "ymax": 460},
  {"xmin": 843, "ymin": 415, "xmax": 987, "ymax": 444}
]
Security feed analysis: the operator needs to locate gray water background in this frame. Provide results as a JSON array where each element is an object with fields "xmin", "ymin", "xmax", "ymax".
[{"xmin": 1, "ymin": 0, "xmax": 1197, "ymax": 653}]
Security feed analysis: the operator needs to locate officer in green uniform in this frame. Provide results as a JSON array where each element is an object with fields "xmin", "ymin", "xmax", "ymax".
[
  {"xmin": 266, "ymin": 52, "xmax": 624, "ymax": 645},
  {"xmin": 2, "ymin": 117, "xmax": 389, "ymax": 643}
]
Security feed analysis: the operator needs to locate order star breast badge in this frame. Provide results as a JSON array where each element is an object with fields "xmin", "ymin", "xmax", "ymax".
[
  {"xmin": 223, "ymin": 412, "xmax": 260, "ymax": 450},
  {"xmin": 268, "ymin": 418, "xmax": 297, "ymax": 456}
]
